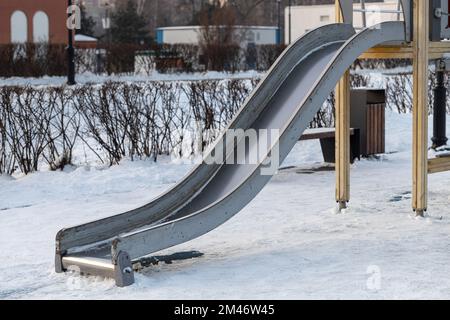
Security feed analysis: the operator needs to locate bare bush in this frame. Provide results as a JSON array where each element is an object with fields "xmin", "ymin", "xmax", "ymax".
[
  {"xmin": 75, "ymin": 49, "xmax": 103, "ymax": 74},
  {"xmin": 1, "ymin": 42, "xmax": 289, "ymax": 77},
  {"xmin": 104, "ymin": 44, "xmax": 146, "ymax": 75},
  {"xmin": 1, "ymin": 76, "xmax": 371, "ymax": 175},
  {"xmin": 0, "ymin": 44, "xmax": 67, "ymax": 77},
  {"xmin": 255, "ymin": 45, "xmax": 287, "ymax": 71},
  {"xmin": 1, "ymin": 87, "xmax": 55, "ymax": 174},
  {"xmin": 163, "ymin": 44, "xmax": 201, "ymax": 72},
  {"xmin": 198, "ymin": 5, "xmax": 242, "ymax": 72},
  {"xmin": 353, "ymin": 59, "xmax": 411, "ymax": 71},
  {"xmin": 74, "ymin": 83, "xmax": 128, "ymax": 165},
  {"xmin": 0, "ymin": 89, "xmax": 16, "ymax": 175},
  {"xmin": 385, "ymin": 72, "xmax": 437, "ymax": 115},
  {"xmin": 386, "ymin": 73, "xmax": 413, "ymax": 113},
  {"xmin": 45, "ymin": 87, "xmax": 81, "ymax": 170}
]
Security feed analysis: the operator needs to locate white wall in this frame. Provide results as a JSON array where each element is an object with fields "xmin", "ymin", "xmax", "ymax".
[
  {"xmin": 159, "ymin": 26, "xmax": 278, "ymax": 46},
  {"xmin": 162, "ymin": 27, "xmax": 200, "ymax": 45},
  {"xmin": 285, "ymin": 1, "xmax": 403, "ymax": 44},
  {"xmin": 11, "ymin": 11, "xmax": 28, "ymax": 43},
  {"xmin": 239, "ymin": 28, "xmax": 278, "ymax": 45}
]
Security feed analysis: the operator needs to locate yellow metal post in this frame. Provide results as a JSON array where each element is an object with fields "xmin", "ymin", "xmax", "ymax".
[
  {"xmin": 335, "ymin": 0, "xmax": 351, "ymax": 210},
  {"xmin": 412, "ymin": 0, "xmax": 429, "ymax": 216}
]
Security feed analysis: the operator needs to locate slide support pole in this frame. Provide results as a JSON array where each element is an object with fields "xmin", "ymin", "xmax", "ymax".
[
  {"xmin": 335, "ymin": 0, "xmax": 351, "ymax": 211},
  {"xmin": 412, "ymin": 0, "xmax": 429, "ymax": 216}
]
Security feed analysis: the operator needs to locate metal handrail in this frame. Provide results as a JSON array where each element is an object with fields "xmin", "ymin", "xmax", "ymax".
[
  {"xmin": 361, "ymin": 0, "xmax": 366, "ymax": 27},
  {"xmin": 337, "ymin": 0, "xmax": 411, "ymax": 41},
  {"xmin": 396, "ymin": 0, "xmax": 402, "ymax": 21},
  {"xmin": 358, "ymin": 0, "xmax": 404, "ymax": 28},
  {"xmin": 354, "ymin": 9, "xmax": 403, "ymax": 14}
]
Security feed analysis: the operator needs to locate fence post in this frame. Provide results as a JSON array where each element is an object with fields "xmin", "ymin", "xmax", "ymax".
[
  {"xmin": 432, "ymin": 67, "xmax": 448, "ymax": 149},
  {"xmin": 67, "ymin": 0, "xmax": 76, "ymax": 85}
]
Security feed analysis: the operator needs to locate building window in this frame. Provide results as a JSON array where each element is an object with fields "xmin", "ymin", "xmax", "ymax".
[
  {"xmin": 246, "ymin": 31, "xmax": 256, "ymax": 44},
  {"xmin": 320, "ymin": 15, "xmax": 330, "ymax": 22},
  {"xmin": 33, "ymin": 11, "xmax": 50, "ymax": 43},
  {"xmin": 11, "ymin": 11, "xmax": 28, "ymax": 43}
]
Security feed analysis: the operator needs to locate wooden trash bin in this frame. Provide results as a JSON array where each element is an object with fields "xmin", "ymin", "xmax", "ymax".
[{"xmin": 350, "ymin": 89, "xmax": 386, "ymax": 156}]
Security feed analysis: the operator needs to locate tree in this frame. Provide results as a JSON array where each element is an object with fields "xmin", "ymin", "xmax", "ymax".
[
  {"xmin": 76, "ymin": 4, "xmax": 96, "ymax": 36},
  {"xmin": 198, "ymin": 4, "xmax": 240, "ymax": 71},
  {"xmin": 228, "ymin": 0, "xmax": 266, "ymax": 25},
  {"xmin": 110, "ymin": 0, "xmax": 150, "ymax": 44}
]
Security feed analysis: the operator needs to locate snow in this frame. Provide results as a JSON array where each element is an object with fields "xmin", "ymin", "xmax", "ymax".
[
  {"xmin": 0, "ymin": 71, "xmax": 263, "ymax": 87},
  {"xmin": 1, "ymin": 109, "xmax": 450, "ymax": 300},
  {"xmin": 303, "ymin": 128, "xmax": 337, "ymax": 135}
]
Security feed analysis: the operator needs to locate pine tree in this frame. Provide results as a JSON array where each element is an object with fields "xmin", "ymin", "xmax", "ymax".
[
  {"xmin": 110, "ymin": 0, "xmax": 149, "ymax": 44},
  {"xmin": 76, "ymin": 4, "xmax": 96, "ymax": 36}
]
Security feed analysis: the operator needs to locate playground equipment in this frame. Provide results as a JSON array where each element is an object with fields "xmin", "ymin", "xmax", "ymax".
[{"xmin": 55, "ymin": 0, "xmax": 450, "ymax": 287}]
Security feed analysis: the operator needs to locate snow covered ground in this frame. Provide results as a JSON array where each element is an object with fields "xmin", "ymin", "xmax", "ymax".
[
  {"xmin": 1, "ymin": 110, "xmax": 450, "ymax": 300},
  {"xmin": 0, "ymin": 71, "xmax": 263, "ymax": 87}
]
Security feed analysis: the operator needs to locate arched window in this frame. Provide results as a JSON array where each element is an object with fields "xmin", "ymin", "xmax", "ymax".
[
  {"xmin": 10, "ymin": 11, "xmax": 28, "ymax": 43},
  {"xmin": 33, "ymin": 11, "xmax": 49, "ymax": 43}
]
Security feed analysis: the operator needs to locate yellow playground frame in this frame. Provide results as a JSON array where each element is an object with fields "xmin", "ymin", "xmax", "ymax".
[{"xmin": 335, "ymin": 0, "xmax": 450, "ymax": 216}]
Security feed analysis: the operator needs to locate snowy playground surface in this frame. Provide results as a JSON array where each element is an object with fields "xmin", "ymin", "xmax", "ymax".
[{"xmin": 1, "ymin": 110, "xmax": 450, "ymax": 300}]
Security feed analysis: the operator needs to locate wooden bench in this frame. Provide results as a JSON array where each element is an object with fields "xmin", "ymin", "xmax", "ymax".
[
  {"xmin": 299, "ymin": 128, "xmax": 361, "ymax": 164},
  {"xmin": 428, "ymin": 153, "xmax": 450, "ymax": 174}
]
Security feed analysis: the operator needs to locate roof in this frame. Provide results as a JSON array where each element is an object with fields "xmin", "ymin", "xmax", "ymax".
[
  {"xmin": 157, "ymin": 25, "xmax": 279, "ymax": 31},
  {"xmin": 74, "ymin": 34, "xmax": 98, "ymax": 42}
]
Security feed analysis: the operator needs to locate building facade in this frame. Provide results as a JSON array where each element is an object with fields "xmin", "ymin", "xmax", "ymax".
[
  {"xmin": 0, "ymin": 0, "xmax": 67, "ymax": 44},
  {"xmin": 285, "ymin": 0, "xmax": 401, "ymax": 44},
  {"xmin": 156, "ymin": 26, "xmax": 281, "ymax": 47}
]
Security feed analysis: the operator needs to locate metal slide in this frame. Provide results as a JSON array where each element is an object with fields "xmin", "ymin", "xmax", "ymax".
[{"xmin": 56, "ymin": 21, "xmax": 406, "ymax": 286}]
